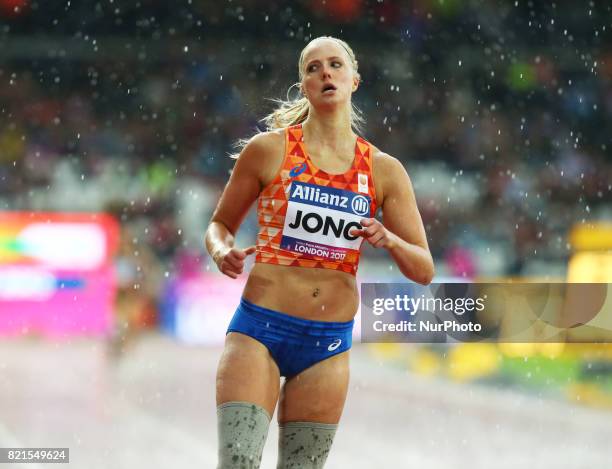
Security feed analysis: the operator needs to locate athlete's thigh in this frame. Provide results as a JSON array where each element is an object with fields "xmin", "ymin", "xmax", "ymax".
[
  {"xmin": 278, "ymin": 351, "xmax": 350, "ymax": 424},
  {"xmin": 216, "ymin": 332, "xmax": 281, "ymax": 417}
]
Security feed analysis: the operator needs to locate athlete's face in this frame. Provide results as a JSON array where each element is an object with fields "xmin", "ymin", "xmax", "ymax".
[{"xmin": 300, "ymin": 39, "xmax": 359, "ymax": 109}]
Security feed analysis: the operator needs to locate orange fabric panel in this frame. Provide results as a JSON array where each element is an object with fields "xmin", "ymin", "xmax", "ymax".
[{"xmin": 255, "ymin": 124, "xmax": 377, "ymax": 276}]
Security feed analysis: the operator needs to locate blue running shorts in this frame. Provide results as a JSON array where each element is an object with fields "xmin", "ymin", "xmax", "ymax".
[{"xmin": 227, "ymin": 298, "xmax": 354, "ymax": 378}]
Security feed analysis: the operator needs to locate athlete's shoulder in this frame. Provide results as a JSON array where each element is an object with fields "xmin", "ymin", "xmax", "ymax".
[
  {"xmin": 369, "ymin": 145, "xmax": 406, "ymax": 175},
  {"xmin": 237, "ymin": 129, "xmax": 286, "ymax": 187},
  {"xmin": 368, "ymin": 145, "xmax": 409, "ymax": 205},
  {"xmin": 241, "ymin": 129, "xmax": 285, "ymax": 156}
]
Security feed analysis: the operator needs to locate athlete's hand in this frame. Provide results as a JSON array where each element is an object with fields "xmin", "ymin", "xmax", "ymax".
[
  {"xmin": 349, "ymin": 218, "xmax": 396, "ymax": 249},
  {"xmin": 213, "ymin": 245, "xmax": 257, "ymax": 279}
]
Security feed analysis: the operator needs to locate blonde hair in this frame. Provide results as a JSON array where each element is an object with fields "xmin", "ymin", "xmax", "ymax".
[{"xmin": 231, "ymin": 36, "xmax": 364, "ymax": 158}]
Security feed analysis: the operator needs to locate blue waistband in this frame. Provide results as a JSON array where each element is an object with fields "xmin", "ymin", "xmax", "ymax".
[{"xmin": 239, "ymin": 297, "xmax": 354, "ymax": 333}]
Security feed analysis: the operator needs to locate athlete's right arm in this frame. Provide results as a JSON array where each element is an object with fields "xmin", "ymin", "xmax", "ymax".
[{"xmin": 205, "ymin": 131, "xmax": 284, "ymax": 279}]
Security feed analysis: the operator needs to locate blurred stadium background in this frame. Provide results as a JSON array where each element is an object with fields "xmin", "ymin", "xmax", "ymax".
[{"xmin": 0, "ymin": 1, "xmax": 611, "ymax": 468}]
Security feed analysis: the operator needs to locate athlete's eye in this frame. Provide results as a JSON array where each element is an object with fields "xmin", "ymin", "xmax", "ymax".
[
  {"xmin": 307, "ymin": 64, "xmax": 318, "ymax": 73},
  {"xmin": 332, "ymin": 61, "xmax": 342, "ymax": 68}
]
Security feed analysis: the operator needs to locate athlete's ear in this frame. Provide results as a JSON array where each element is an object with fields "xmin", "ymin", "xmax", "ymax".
[{"xmin": 352, "ymin": 75, "xmax": 360, "ymax": 92}]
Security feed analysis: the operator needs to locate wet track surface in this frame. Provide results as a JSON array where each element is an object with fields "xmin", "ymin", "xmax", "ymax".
[{"xmin": 1, "ymin": 334, "xmax": 610, "ymax": 468}]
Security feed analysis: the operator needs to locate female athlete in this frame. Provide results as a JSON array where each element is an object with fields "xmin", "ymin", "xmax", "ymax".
[{"xmin": 205, "ymin": 36, "xmax": 434, "ymax": 468}]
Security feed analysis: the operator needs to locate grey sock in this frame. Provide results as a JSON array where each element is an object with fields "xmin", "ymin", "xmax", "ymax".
[
  {"xmin": 276, "ymin": 421, "xmax": 338, "ymax": 469},
  {"xmin": 217, "ymin": 401, "xmax": 271, "ymax": 469}
]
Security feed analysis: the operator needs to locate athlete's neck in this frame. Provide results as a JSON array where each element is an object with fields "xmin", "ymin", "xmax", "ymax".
[{"xmin": 301, "ymin": 108, "xmax": 356, "ymax": 153}]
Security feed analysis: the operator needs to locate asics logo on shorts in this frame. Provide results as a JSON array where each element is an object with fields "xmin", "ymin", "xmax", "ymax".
[{"xmin": 328, "ymin": 339, "xmax": 342, "ymax": 351}]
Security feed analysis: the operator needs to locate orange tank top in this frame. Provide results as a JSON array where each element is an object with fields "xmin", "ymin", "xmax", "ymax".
[{"xmin": 255, "ymin": 124, "xmax": 377, "ymax": 275}]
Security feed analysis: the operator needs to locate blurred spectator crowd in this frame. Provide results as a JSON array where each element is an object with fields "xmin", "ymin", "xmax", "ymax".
[{"xmin": 0, "ymin": 0, "xmax": 610, "ymax": 295}]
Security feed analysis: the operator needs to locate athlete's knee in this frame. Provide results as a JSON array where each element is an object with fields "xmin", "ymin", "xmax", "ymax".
[
  {"xmin": 276, "ymin": 421, "xmax": 338, "ymax": 469},
  {"xmin": 217, "ymin": 401, "xmax": 271, "ymax": 469}
]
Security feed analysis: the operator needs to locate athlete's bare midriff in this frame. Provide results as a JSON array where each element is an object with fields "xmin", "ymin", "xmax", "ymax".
[{"xmin": 242, "ymin": 263, "xmax": 359, "ymax": 323}]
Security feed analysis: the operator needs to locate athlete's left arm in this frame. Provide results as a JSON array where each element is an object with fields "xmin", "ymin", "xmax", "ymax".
[{"xmin": 351, "ymin": 152, "xmax": 434, "ymax": 285}]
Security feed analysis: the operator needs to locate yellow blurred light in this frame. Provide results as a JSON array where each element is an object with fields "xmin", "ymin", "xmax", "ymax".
[
  {"xmin": 410, "ymin": 349, "xmax": 442, "ymax": 376},
  {"xmin": 567, "ymin": 251, "xmax": 612, "ymax": 282},
  {"xmin": 447, "ymin": 343, "xmax": 501, "ymax": 381},
  {"xmin": 569, "ymin": 223, "xmax": 612, "ymax": 251},
  {"xmin": 537, "ymin": 342, "xmax": 565, "ymax": 358},
  {"xmin": 498, "ymin": 342, "xmax": 538, "ymax": 357}
]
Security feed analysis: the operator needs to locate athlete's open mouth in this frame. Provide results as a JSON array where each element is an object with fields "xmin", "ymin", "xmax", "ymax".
[{"xmin": 321, "ymin": 84, "xmax": 337, "ymax": 93}]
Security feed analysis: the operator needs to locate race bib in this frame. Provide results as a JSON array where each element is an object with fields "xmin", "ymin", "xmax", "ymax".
[{"xmin": 280, "ymin": 181, "xmax": 371, "ymax": 261}]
